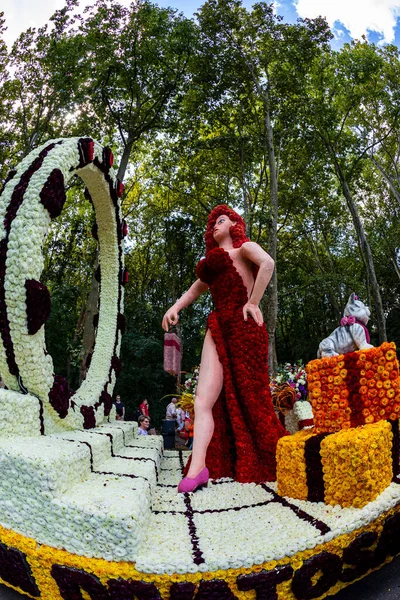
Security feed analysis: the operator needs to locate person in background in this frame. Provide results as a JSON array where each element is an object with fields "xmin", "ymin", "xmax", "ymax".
[
  {"xmin": 175, "ymin": 407, "xmax": 188, "ymax": 446},
  {"xmin": 176, "ymin": 406, "xmax": 185, "ymax": 432},
  {"xmin": 186, "ymin": 414, "xmax": 194, "ymax": 450},
  {"xmin": 138, "ymin": 415, "xmax": 150, "ymax": 435},
  {"xmin": 139, "ymin": 399, "xmax": 150, "ymax": 417},
  {"xmin": 166, "ymin": 397, "xmax": 178, "ymax": 422},
  {"xmin": 114, "ymin": 395, "xmax": 125, "ymax": 421}
]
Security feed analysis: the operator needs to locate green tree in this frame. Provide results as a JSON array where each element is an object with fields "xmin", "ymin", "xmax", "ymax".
[
  {"xmin": 302, "ymin": 41, "xmax": 398, "ymax": 343},
  {"xmin": 176, "ymin": 0, "xmax": 332, "ymax": 370},
  {"xmin": 3, "ymin": 0, "xmax": 87, "ymax": 162},
  {"xmin": 76, "ymin": 0, "xmax": 197, "ymax": 181}
]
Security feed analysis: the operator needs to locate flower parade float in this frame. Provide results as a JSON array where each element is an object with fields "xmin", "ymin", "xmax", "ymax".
[{"xmin": 0, "ymin": 144, "xmax": 400, "ymax": 600}]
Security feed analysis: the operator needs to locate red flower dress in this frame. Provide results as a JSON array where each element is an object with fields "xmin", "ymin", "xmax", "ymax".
[{"xmin": 195, "ymin": 247, "xmax": 288, "ymax": 483}]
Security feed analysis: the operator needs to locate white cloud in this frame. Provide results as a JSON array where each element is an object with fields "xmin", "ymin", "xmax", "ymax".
[
  {"xmin": 1, "ymin": 0, "xmax": 132, "ymax": 49},
  {"xmin": 295, "ymin": 0, "xmax": 400, "ymax": 44},
  {"xmin": 2, "ymin": 0, "xmax": 65, "ymax": 48}
]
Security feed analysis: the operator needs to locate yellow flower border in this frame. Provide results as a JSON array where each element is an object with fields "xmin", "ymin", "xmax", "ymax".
[{"xmin": 3, "ymin": 501, "xmax": 400, "ymax": 599}]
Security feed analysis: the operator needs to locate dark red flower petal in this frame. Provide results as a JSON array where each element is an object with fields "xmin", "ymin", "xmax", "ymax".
[
  {"xmin": 81, "ymin": 405, "xmax": 96, "ymax": 429},
  {"xmin": 39, "ymin": 168, "xmax": 66, "ymax": 219},
  {"xmin": 49, "ymin": 375, "xmax": 71, "ymax": 419},
  {"xmin": 25, "ymin": 279, "xmax": 51, "ymax": 335}
]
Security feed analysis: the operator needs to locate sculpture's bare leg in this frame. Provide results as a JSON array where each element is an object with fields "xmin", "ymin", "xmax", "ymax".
[{"xmin": 186, "ymin": 329, "xmax": 223, "ymax": 478}]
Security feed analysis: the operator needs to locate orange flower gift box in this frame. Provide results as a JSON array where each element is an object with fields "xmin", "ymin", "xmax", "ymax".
[
  {"xmin": 306, "ymin": 342, "xmax": 400, "ymax": 434},
  {"xmin": 277, "ymin": 420, "xmax": 395, "ymax": 508}
]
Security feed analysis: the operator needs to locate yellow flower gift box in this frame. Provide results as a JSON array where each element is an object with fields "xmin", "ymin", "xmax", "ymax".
[
  {"xmin": 276, "ymin": 420, "xmax": 395, "ymax": 508},
  {"xmin": 2, "ymin": 139, "xmax": 400, "ymax": 600}
]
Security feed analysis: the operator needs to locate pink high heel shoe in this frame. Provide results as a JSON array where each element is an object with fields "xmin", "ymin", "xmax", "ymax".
[{"xmin": 178, "ymin": 467, "xmax": 209, "ymax": 493}]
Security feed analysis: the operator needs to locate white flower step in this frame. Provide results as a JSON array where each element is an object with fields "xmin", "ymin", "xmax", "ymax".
[
  {"xmin": 51, "ymin": 430, "xmax": 114, "ymax": 471},
  {"xmin": 49, "ymin": 472, "xmax": 151, "ymax": 561},
  {"xmin": 103, "ymin": 420, "xmax": 138, "ymax": 445},
  {"xmin": 0, "ymin": 426, "xmax": 161, "ymax": 563},
  {"xmin": 0, "ymin": 436, "xmax": 90, "ymax": 496},
  {"xmin": 126, "ymin": 434, "xmax": 164, "ymax": 452},
  {"xmin": 51, "ymin": 422, "xmax": 140, "ymax": 470},
  {"xmin": 99, "ymin": 455, "xmax": 158, "ymax": 489},
  {"xmin": 0, "ymin": 390, "xmax": 42, "ymax": 438},
  {"xmin": 117, "ymin": 445, "xmax": 162, "ymax": 477},
  {"xmin": 87, "ymin": 422, "xmax": 132, "ymax": 454}
]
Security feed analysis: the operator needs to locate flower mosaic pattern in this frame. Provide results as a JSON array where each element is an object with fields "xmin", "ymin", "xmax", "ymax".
[
  {"xmin": 0, "ymin": 417, "xmax": 398, "ymax": 578},
  {"xmin": 277, "ymin": 421, "xmax": 394, "ymax": 508},
  {"xmin": 0, "ymin": 137, "xmax": 125, "ymax": 432},
  {"xmin": 321, "ymin": 420, "xmax": 393, "ymax": 508}
]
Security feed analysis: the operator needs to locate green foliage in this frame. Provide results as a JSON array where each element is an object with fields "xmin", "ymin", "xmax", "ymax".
[
  {"xmin": 74, "ymin": 0, "xmax": 198, "ymax": 180},
  {"xmin": 45, "ymin": 284, "xmax": 83, "ymax": 390}
]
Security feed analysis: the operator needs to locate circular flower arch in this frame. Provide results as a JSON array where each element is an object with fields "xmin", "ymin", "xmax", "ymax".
[{"xmin": 0, "ymin": 137, "xmax": 126, "ymax": 432}]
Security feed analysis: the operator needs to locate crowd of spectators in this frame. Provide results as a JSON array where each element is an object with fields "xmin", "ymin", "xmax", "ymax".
[
  {"xmin": 165, "ymin": 398, "xmax": 193, "ymax": 448},
  {"xmin": 113, "ymin": 395, "xmax": 193, "ymax": 446}
]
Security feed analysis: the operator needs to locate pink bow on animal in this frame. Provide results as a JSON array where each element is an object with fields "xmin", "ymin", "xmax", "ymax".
[{"xmin": 340, "ymin": 315, "xmax": 356, "ymax": 326}]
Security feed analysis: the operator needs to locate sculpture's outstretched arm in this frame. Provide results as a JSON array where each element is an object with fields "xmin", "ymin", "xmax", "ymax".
[
  {"xmin": 162, "ymin": 279, "xmax": 209, "ymax": 331},
  {"xmin": 318, "ymin": 337, "xmax": 339, "ymax": 358}
]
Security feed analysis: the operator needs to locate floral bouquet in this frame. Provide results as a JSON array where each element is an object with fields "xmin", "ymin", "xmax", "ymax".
[
  {"xmin": 182, "ymin": 366, "xmax": 199, "ymax": 396},
  {"xmin": 174, "ymin": 367, "xmax": 199, "ymax": 418},
  {"xmin": 271, "ymin": 361, "xmax": 308, "ymax": 405},
  {"xmin": 271, "ymin": 362, "xmax": 312, "ymax": 433}
]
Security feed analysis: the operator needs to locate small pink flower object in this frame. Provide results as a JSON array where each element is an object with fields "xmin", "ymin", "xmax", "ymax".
[{"xmin": 340, "ymin": 315, "xmax": 356, "ymax": 326}]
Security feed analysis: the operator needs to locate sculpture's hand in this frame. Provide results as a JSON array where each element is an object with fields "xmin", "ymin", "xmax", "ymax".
[
  {"xmin": 243, "ymin": 302, "xmax": 264, "ymax": 326},
  {"xmin": 162, "ymin": 307, "xmax": 179, "ymax": 332}
]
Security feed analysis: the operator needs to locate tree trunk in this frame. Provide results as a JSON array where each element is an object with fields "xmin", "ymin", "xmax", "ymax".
[
  {"xmin": 391, "ymin": 257, "xmax": 400, "ymax": 282},
  {"xmin": 242, "ymin": 58, "xmax": 279, "ymax": 374},
  {"xmin": 117, "ymin": 138, "xmax": 134, "ymax": 182},
  {"xmin": 303, "ymin": 227, "xmax": 342, "ymax": 322},
  {"xmin": 370, "ymin": 155, "xmax": 400, "ymax": 205},
  {"xmin": 264, "ymin": 96, "xmax": 279, "ymax": 375},
  {"xmin": 332, "ymin": 156, "xmax": 387, "ymax": 343}
]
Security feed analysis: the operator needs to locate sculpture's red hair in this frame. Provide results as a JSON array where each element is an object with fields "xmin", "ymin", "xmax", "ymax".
[{"xmin": 205, "ymin": 205, "xmax": 249, "ymax": 254}]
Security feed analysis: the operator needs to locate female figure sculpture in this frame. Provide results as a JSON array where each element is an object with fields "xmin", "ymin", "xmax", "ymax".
[{"xmin": 162, "ymin": 205, "xmax": 287, "ymax": 492}]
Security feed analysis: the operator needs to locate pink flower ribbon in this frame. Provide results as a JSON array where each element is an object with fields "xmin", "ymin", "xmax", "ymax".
[{"xmin": 340, "ymin": 315, "xmax": 356, "ymax": 326}]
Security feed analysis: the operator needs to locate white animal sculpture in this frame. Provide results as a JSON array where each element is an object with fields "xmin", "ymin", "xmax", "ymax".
[{"xmin": 318, "ymin": 293, "xmax": 374, "ymax": 358}]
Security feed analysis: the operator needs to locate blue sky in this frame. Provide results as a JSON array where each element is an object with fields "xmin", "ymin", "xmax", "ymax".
[
  {"xmin": 3, "ymin": 0, "xmax": 400, "ymax": 50},
  {"xmin": 284, "ymin": 0, "xmax": 400, "ymax": 50}
]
